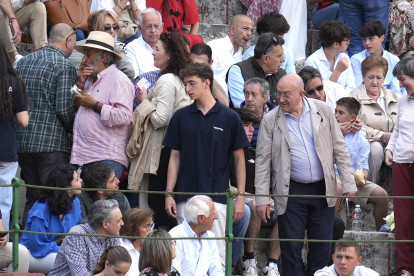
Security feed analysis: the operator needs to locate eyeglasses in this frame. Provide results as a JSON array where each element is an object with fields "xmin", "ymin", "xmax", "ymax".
[
  {"xmin": 171, "ymin": 240, "xmax": 176, "ymax": 246},
  {"xmin": 276, "ymin": 92, "xmax": 293, "ymax": 99},
  {"xmin": 142, "ymin": 223, "xmax": 155, "ymax": 231},
  {"xmin": 306, "ymin": 84, "xmax": 324, "ymax": 96},
  {"xmin": 103, "ymin": 24, "xmax": 120, "ymax": 31},
  {"xmin": 183, "ymin": 81, "xmax": 199, "ymax": 88},
  {"xmin": 65, "ymin": 27, "xmax": 77, "ymax": 42},
  {"xmin": 263, "ymin": 36, "xmax": 278, "ymax": 56}
]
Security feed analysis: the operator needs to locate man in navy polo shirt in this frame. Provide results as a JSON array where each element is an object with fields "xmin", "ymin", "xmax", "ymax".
[{"xmin": 164, "ymin": 63, "xmax": 250, "ymax": 267}]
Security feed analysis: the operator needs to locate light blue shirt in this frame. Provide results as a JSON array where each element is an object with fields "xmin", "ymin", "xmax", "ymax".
[
  {"xmin": 227, "ymin": 65, "xmax": 248, "ymax": 107},
  {"xmin": 242, "ymin": 45, "xmax": 296, "ymax": 74},
  {"xmin": 285, "ymin": 98, "xmax": 324, "ymax": 183},
  {"xmin": 335, "ymin": 129, "xmax": 370, "ymax": 176},
  {"xmin": 351, "ymin": 49, "xmax": 404, "ymax": 95}
]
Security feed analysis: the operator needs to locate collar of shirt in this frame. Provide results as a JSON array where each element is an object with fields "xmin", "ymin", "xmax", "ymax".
[
  {"xmin": 87, "ymin": 64, "xmax": 118, "ymax": 84},
  {"xmin": 283, "ymin": 97, "xmax": 311, "ymax": 119},
  {"xmin": 83, "ymin": 223, "xmax": 109, "ymax": 244},
  {"xmin": 317, "ymin": 46, "xmax": 343, "ymax": 64},
  {"xmin": 364, "ymin": 48, "xmax": 385, "ymax": 58},
  {"xmin": 44, "ymin": 44, "xmax": 67, "ymax": 58},
  {"xmin": 190, "ymin": 100, "xmax": 221, "ymax": 114},
  {"xmin": 139, "ymin": 36, "xmax": 155, "ymax": 52},
  {"xmin": 224, "ymin": 35, "xmax": 242, "ymax": 57},
  {"xmin": 182, "ymin": 220, "xmax": 208, "ymax": 238},
  {"xmin": 121, "ymin": 238, "xmax": 140, "ymax": 253}
]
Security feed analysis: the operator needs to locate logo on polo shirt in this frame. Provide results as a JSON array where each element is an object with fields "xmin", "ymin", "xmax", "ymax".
[{"xmin": 213, "ymin": 126, "xmax": 223, "ymax": 131}]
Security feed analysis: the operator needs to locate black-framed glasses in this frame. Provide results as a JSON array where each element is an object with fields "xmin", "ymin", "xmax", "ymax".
[
  {"xmin": 65, "ymin": 27, "xmax": 77, "ymax": 42},
  {"xmin": 263, "ymin": 36, "xmax": 278, "ymax": 56},
  {"xmin": 103, "ymin": 24, "xmax": 120, "ymax": 31},
  {"xmin": 306, "ymin": 84, "xmax": 324, "ymax": 96}
]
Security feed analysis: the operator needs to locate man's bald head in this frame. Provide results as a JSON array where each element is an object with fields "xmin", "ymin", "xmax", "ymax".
[
  {"xmin": 230, "ymin": 14, "xmax": 253, "ymax": 27},
  {"xmin": 229, "ymin": 15, "xmax": 254, "ymax": 48},
  {"xmin": 49, "ymin": 23, "xmax": 75, "ymax": 43},
  {"xmin": 278, "ymin": 73, "xmax": 305, "ymax": 93}
]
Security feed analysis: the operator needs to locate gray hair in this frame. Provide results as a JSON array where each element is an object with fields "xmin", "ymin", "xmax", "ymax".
[
  {"xmin": 95, "ymin": 49, "xmax": 120, "ymax": 67},
  {"xmin": 138, "ymin": 8, "xmax": 162, "ymax": 26},
  {"xmin": 298, "ymin": 66, "xmax": 323, "ymax": 89},
  {"xmin": 244, "ymin": 77, "xmax": 270, "ymax": 99},
  {"xmin": 184, "ymin": 195, "xmax": 213, "ymax": 225},
  {"xmin": 393, "ymin": 56, "xmax": 414, "ymax": 79},
  {"xmin": 88, "ymin": 199, "xmax": 119, "ymax": 229}
]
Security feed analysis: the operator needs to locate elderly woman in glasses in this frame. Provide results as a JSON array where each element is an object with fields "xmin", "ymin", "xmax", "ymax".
[
  {"xmin": 119, "ymin": 208, "xmax": 155, "ymax": 276},
  {"xmin": 350, "ymin": 55, "xmax": 399, "ymax": 183},
  {"xmin": 69, "ymin": 10, "xmax": 135, "ymax": 81}
]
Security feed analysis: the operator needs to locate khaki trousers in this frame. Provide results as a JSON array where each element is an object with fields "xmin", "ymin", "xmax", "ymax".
[{"xmin": 0, "ymin": 242, "xmax": 30, "ymax": 272}]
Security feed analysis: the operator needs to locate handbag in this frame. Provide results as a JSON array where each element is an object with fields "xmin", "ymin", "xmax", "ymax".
[
  {"xmin": 44, "ymin": 0, "xmax": 90, "ymax": 31},
  {"xmin": 117, "ymin": 5, "xmax": 138, "ymax": 41}
]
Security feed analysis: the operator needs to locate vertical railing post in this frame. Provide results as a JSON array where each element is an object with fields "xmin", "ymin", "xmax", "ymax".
[
  {"xmin": 225, "ymin": 189, "xmax": 235, "ymax": 276},
  {"xmin": 12, "ymin": 178, "xmax": 20, "ymax": 272}
]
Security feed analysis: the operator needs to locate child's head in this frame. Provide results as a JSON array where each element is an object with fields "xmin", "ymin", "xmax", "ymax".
[
  {"xmin": 359, "ymin": 20, "xmax": 386, "ymax": 56},
  {"xmin": 232, "ymin": 108, "xmax": 260, "ymax": 143},
  {"xmin": 319, "ymin": 20, "xmax": 350, "ymax": 51},
  {"xmin": 335, "ymin": 97, "xmax": 360, "ymax": 124}
]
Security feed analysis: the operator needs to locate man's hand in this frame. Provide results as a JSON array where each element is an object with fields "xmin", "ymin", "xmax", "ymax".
[
  {"xmin": 339, "ymin": 121, "xmax": 352, "ymax": 135},
  {"xmin": 77, "ymin": 60, "xmax": 93, "ymax": 87},
  {"xmin": 233, "ymin": 196, "xmax": 245, "ymax": 222},
  {"xmin": 350, "ymin": 118, "xmax": 363, "ymax": 134},
  {"xmin": 385, "ymin": 149, "xmax": 393, "ymax": 167},
  {"xmin": 256, "ymin": 204, "xmax": 270, "ymax": 223},
  {"xmin": 10, "ymin": 20, "xmax": 21, "ymax": 46},
  {"xmin": 0, "ymin": 235, "xmax": 7, "ymax": 249},
  {"xmin": 165, "ymin": 197, "xmax": 177, "ymax": 218},
  {"xmin": 74, "ymin": 90, "xmax": 96, "ymax": 108},
  {"xmin": 380, "ymin": 132, "xmax": 392, "ymax": 144},
  {"xmin": 343, "ymin": 191, "xmax": 357, "ymax": 201},
  {"xmin": 334, "ymin": 57, "xmax": 349, "ymax": 73}
]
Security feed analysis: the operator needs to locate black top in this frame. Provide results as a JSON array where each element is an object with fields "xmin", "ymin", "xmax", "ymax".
[
  {"xmin": 229, "ymin": 147, "xmax": 256, "ymax": 194},
  {"xmin": 163, "ymin": 101, "xmax": 250, "ymax": 204}
]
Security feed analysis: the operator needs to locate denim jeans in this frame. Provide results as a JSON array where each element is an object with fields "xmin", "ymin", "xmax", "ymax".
[
  {"xmin": 232, "ymin": 198, "xmax": 252, "ymax": 266},
  {"xmin": 340, "ymin": 0, "xmax": 390, "ymax": 57},
  {"xmin": 311, "ymin": 3, "xmax": 343, "ymax": 30},
  {"xmin": 0, "ymin": 162, "xmax": 19, "ymax": 232}
]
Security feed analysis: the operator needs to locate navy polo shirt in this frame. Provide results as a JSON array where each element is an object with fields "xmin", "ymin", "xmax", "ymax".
[{"xmin": 163, "ymin": 101, "xmax": 250, "ymax": 204}]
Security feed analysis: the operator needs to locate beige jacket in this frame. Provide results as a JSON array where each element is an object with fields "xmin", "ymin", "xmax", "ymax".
[
  {"xmin": 350, "ymin": 84, "xmax": 398, "ymax": 142},
  {"xmin": 255, "ymin": 98, "xmax": 356, "ymax": 215},
  {"xmin": 128, "ymin": 73, "xmax": 191, "ymax": 190}
]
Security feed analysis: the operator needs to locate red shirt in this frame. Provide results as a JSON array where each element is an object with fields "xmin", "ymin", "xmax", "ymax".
[{"xmin": 317, "ymin": 0, "xmax": 334, "ymax": 10}]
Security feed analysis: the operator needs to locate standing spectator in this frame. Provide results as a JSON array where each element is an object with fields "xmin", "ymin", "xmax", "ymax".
[
  {"xmin": 0, "ymin": 0, "xmax": 47, "ymax": 64},
  {"xmin": 49, "ymin": 200, "xmax": 123, "ymax": 276},
  {"xmin": 227, "ymin": 33, "xmax": 286, "ymax": 107},
  {"xmin": 305, "ymin": 20, "xmax": 356, "ymax": 90},
  {"xmin": 71, "ymin": 31, "xmax": 134, "ymax": 180},
  {"xmin": 0, "ymin": 40, "xmax": 29, "ymax": 233},
  {"xmin": 20, "ymin": 165, "xmax": 82, "ymax": 275},
  {"xmin": 92, "ymin": 246, "xmax": 132, "ymax": 276},
  {"xmin": 208, "ymin": 14, "xmax": 254, "ymax": 80},
  {"xmin": 351, "ymin": 20, "xmax": 402, "ymax": 95},
  {"xmin": 255, "ymin": 74, "xmax": 357, "ymax": 276},
  {"xmin": 239, "ymin": 0, "xmax": 279, "ymax": 24},
  {"xmin": 339, "ymin": 0, "xmax": 390, "ymax": 57},
  {"xmin": 126, "ymin": 8, "xmax": 162, "ymax": 78},
  {"xmin": 169, "ymin": 196, "xmax": 223, "ymax": 276},
  {"xmin": 242, "ymin": 11, "xmax": 295, "ymax": 74},
  {"xmin": 16, "ymin": 23, "xmax": 78, "ymax": 228},
  {"xmin": 164, "ymin": 63, "xmax": 249, "ymax": 266},
  {"xmin": 385, "ymin": 57, "xmax": 414, "ymax": 276},
  {"xmin": 308, "ymin": 0, "xmax": 342, "ymax": 30}
]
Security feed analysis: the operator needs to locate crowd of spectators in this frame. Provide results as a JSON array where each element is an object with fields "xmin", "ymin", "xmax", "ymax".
[{"xmin": 1, "ymin": 1, "xmax": 414, "ymax": 276}]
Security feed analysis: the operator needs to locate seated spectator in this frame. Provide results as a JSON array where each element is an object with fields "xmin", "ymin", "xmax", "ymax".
[
  {"xmin": 126, "ymin": 8, "xmax": 162, "ymax": 78},
  {"xmin": 208, "ymin": 14, "xmax": 254, "ymax": 80},
  {"xmin": 351, "ymin": 20, "xmax": 403, "ymax": 95},
  {"xmin": 78, "ymin": 162, "xmax": 130, "ymax": 223},
  {"xmin": 308, "ymin": 0, "xmax": 342, "ymax": 30},
  {"xmin": 389, "ymin": 1, "xmax": 414, "ymax": 57},
  {"xmin": 334, "ymin": 97, "xmax": 389, "ymax": 230},
  {"xmin": 305, "ymin": 20, "xmax": 356, "ymax": 90},
  {"xmin": 239, "ymin": 78, "xmax": 275, "ymax": 148},
  {"xmin": 90, "ymin": 0, "xmax": 144, "ymax": 44},
  {"xmin": 0, "ymin": 0, "xmax": 47, "ymax": 64},
  {"xmin": 120, "ymin": 208, "xmax": 154, "ymax": 276},
  {"xmin": 227, "ymin": 33, "xmax": 286, "ymax": 107},
  {"xmin": 92, "ymin": 246, "xmax": 132, "ymax": 276},
  {"xmin": 69, "ymin": 9, "xmax": 135, "ymax": 81},
  {"xmin": 314, "ymin": 239, "xmax": 380, "ymax": 276},
  {"xmin": 169, "ymin": 195, "xmax": 223, "ymax": 276},
  {"xmin": 242, "ymin": 11, "xmax": 295, "ymax": 74},
  {"xmin": 190, "ymin": 43, "xmax": 229, "ymax": 106},
  {"xmin": 0, "ymin": 209, "xmax": 30, "ymax": 272},
  {"xmin": 350, "ymin": 56, "xmax": 399, "ymax": 183},
  {"xmin": 49, "ymin": 199, "xmax": 123, "ymax": 276},
  {"xmin": 139, "ymin": 229, "xmax": 180, "ymax": 276},
  {"xmin": 20, "ymin": 165, "xmax": 82, "ymax": 274}
]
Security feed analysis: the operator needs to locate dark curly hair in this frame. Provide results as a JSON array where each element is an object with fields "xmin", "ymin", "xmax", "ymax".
[
  {"xmin": 159, "ymin": 31, "xmax": 192, "ymax": 76},
  {"xmin": 80, "ymin": 162, "xmax": 114, "ymax": 195},
  {"xmin": 38, "ymin": 165, "xmax": 78, "ymax": 215}
]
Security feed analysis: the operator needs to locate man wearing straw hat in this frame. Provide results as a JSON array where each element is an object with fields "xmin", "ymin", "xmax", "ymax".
[{"xmin": 70, "ymin": 31, "xmax": 134, "ymax": 180}]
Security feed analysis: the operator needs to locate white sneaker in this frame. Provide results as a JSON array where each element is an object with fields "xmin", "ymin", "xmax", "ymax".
[
  {"xmin": 262, "ymin": 262, "xmax": 280, "ymax": 276},
  {"xmin": 240, "ymin": 258, "xmax": 258, "ymax": 276},
  {"xmin": 13, "ymin": 54, "xmax": 23, "ymax": 68},
  {"xmin": 402, "ymin": 270, "xmax": 413, "ymax": 276}
]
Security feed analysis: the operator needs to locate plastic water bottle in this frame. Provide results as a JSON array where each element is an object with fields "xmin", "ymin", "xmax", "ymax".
[{"xmin": 352, "ymin": 205, "xmax": 362, "ymax": 232}]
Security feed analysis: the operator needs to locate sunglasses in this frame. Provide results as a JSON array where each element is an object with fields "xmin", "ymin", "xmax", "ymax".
[
  {"xmin": 65, "ymin": 27, "xmax": 77, "ymax": 42},
  {"xmin": 306, "ymin": 84, "xmax": 324, "ymax": 96},
  {"xmin": 103, "ymin": 24, "xmax": 120, "ymax": 31},
  {"xmin": 263, "ymin": 36, "xmax": 278, "ymax": 56}
]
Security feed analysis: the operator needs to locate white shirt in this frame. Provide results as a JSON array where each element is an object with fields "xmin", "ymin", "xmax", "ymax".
[
  {"xmin": 207, "ymin": 35, "xmax": 243, "ymax": 80},
  {"xmin": 126, "ymin": 36, "xmax": 158, "ymax": 78},
  {"xmin": 214, "ymin": 74, "xmax": 228, "ymax": 98},
  {"xmin": 90, "ymin": 0, "xmax": 146, "ymax": 14},
  {"xmin": 323, "ymin": 80, "xmax": 350, "ymax": 112},
  {"xmin": 169, "ymin": 220, "xmax": 223, "ymax": 276},
  {"xmin": 314, "ymin": 264, "xmax": 379, "ymax": 276},
  {"xmin": 386, "ymin": 95, "xmax": 414, "ymax": 163},
  {"xmin": 305, "ymin": 47, "xmax": 356, "ymax": 90},
  {"xmin": 120, "ymin": 239, "xmax": 140, "ymax": 276}
]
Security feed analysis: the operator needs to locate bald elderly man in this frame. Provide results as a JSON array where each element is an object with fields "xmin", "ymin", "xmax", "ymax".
[
  {"xmin": 207, "ymin": 14, "xmax": 254, "ymax": 81},
  {"xmin": 254, "ymin": 74, "xmax": 357, "ymax": 276}
]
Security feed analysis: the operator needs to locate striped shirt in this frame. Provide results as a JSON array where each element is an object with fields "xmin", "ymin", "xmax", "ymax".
[
  {"xmin": 285, "ymin": 97, "xmax": 324, "ymax": 183},
  {"xmin": 49, "ymin": 223, "xmax": 120, "ymax": 276},
  {"xmin": 133, "ymin": 69, "xmax": 161, "ymax": 110},
  {"xmin": 16, "ymin": 45, "xmax": 77, "ymax": 153}
]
